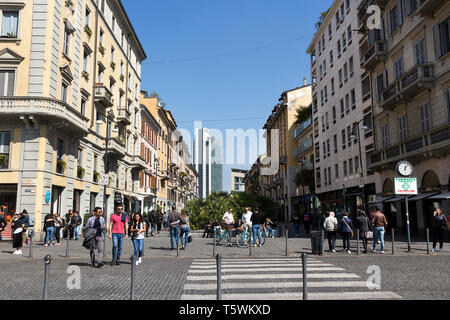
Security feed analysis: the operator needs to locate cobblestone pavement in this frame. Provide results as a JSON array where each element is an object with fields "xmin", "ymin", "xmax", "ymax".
[{"xmin": 0, "ymin": 232, "xmax": 448, "ymax": 300}]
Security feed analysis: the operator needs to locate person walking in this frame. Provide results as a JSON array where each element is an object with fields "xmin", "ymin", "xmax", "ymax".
[
  {"xmin": 85, "ymin": 207, "xmax": 106, "ymax": 268},
  {"xmin": 303, "ymin": 213, "xmax": 311, "ymax": 235},
  {"xmin": 150, "ymin": 210, "xmax": 158, "ymax": 237},
  {"xmin": 108, "ymin": 204, "xmax": 128, "ymax": 266},
  {"xmin": 222, "ymin": 208, "xmax": 235, "ymax": 247},
  {"xmin": 371, "ymin": 207, "xmax": 388, "ymax": 254},
  {"xmin": 250, "ymin": 208, "xmax": 265, "ymax": 247},
  {"xmin": 323, "ymin": 211, "xmax": 338, "ymax": 253},
  {"xmin": 64, "ymin": 210, "xmax": 74, "ymax": 239},
  {"xmin": 72, "ymin": 211, "xmax": 82, "ymax": 240},
  {"xmin": 0, "ymin": 214, "xmax": 6, "ymax": 241},
  {"xmin": 144, "ymin": 214, "xmax": 150, "ymax": 238},
  {"xmin": 432, "ymin": 208, "xmax": 447, "ymax": 252},
  {"xmin": 292, "ymin": 214, "xmax": 300, "ymax": 237},
  {"xmin": 21, "ymin": 210, "xmax": 30, "ymax": 246},
  {"xmin": 356, "ymin": 210, "xmax": 372, "ymax": 254},
  {"xmin": 167, "ymin": 205, "xmax": 181, "ymax": 250},
  {"xmin": 130, "ymin": 213, "xmax": 146, "ymax": 264},
  {"xmin": 54, "ymin": 214, "xmax": 64, "ymax": 246},
  {"xmin": 11, "ymin": 212, "xmax": 24, "ymax": 255},
  {"xmin": 338, "ymin": 212, "xmax": 353, "ymax": 254},
  {"xmin": 179, "ymin": 211, "xmax": 190, "ymax": 250},
  {"xmin": 202, "ymin": 220, "xmax": 212, "ymax": 238},
  {"xmin": 156, "ymin": 212, "xmax": 163, "ymax": 233},
  {"xmin": 264, "ymin": 218, "xmax": 275, "ymax": 238},
  {"xmin": 44, "ymin": 213, "xmax": 55, "ymax": 247}
]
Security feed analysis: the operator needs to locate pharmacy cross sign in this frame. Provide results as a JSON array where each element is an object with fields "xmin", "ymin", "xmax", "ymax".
[{"xmin": 394, "ymin": 178, "xmax": 418, "ymax": 195}]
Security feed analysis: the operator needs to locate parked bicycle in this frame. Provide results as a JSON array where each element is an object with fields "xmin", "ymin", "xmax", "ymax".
[
  {"xmin": 214, "ymin": 225, "xmax": 233, "ymax": 246},
  {"xmin": 236, "ymin": 225, "xmax": 266, "ymax": 248}
]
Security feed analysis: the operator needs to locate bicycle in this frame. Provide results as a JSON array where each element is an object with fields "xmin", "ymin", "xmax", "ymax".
[
  {"xmin": 214, "ymin": 226, "xmax": 232, "ymax": 246},
  {"xmin": 236, "ymin": 225, "xmax": 266, "ymax": 248}
]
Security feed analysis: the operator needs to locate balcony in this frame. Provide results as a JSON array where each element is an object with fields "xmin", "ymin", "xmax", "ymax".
[
  {"xmin": 368, "ymin": 123, "xmax": 450, "ymax": 171},
  {"xmin": 0, "ymin": 97, "xmax": 89, "ymax": 135},
  {"xmin": 294, "ymin": 117, "xmax": 312, "ymax": 138},
  {"xmin": 160, "ymin": 171, "xmax": 169, "ymax": 181},
  {"xmin": 417, "ymin": 0, "xmax": 445, "ymax": 17},
  {"xmin": 129, "ymin": 155, "xmax": 146, "ymax": 171},
  {"xmin": 117, "ymin": 108, "xmax": 131, "ymax": 125},
  {"xmin": 361, "ymin": 40, "xmax": 387, "ymax": 70},
  {"xmin": 294, "ymin": 137, "xmax": 313, "ymax": 158},
  {"xmin": 378, "ymin": 64, "xmax": 435, "ymax": 110},
  {"xmin": 94, "ymin": 84, "xmax": 113, "ymax": 108},
  {"xmin": 143, "ymin": 187, "xmax": 157, "ymax": 196},
  {"xmin": 107, "ymin": 137, "xmax": 125, "ymax": 158}
]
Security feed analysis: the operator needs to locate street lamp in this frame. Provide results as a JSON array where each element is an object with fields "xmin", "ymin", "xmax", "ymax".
[{"xmin": 350, "ymin": 119, "xmax": 369, "ymax": 215}]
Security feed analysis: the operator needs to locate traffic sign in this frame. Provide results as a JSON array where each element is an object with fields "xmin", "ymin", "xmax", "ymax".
[{"xmin": 394, "ymin": 177, "xmax": 418, "ymax": 195}]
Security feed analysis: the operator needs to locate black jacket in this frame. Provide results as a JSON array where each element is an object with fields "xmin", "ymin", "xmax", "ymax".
[
  {"xmin": 0, "ymin": 216, "xmax": 6, "ymax": 231},
  {"xmin": 356, "ymin": 216, "xmax": 372, "ymax": 232},
  {"xmin": 250, "ymin": 213, "xmax": 265, "ymax": 225}
]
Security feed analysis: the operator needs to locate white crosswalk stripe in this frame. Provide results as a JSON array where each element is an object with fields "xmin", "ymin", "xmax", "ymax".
[{"xmin": 181, "ymin": 258, "xmax": 402, "ymax": 300}]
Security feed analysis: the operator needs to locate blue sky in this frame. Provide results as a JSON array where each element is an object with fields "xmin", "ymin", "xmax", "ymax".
[{"xmin": 123, "ymin": 0, "xmax": 332, "ymax": 192}]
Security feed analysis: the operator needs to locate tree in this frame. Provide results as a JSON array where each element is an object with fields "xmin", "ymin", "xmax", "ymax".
[
  {"xmin": 295, "ymin": 105, "xmax": 312, "ymax": 125},
  {"xmin": 315, "ymin": 8, "xmax": 330, "ymax": 31},
  {"xmin": 149, "ymin": 91, "xmax": 167, "ymax": 109}
]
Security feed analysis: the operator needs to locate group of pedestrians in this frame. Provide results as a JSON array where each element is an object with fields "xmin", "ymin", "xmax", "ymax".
[
  {"xmin": 43, "ymin": 210, "xmax": 82, "ymax": 247},
  {"xmin": 10, "ymin": 210, "xmax": 31, "ymax": 255},
  {"xmin": 167, "ymin": 206, "xmax": 191, "ymax": 251}
]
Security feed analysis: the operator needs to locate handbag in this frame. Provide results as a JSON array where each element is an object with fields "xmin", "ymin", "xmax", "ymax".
[
  {"xmin": 188, "ymin": 235, "xmax": 193, "ymax": 243},
  {"xmin": 366, "ymin": 231, "xmax": 373, "ymax": 239}
]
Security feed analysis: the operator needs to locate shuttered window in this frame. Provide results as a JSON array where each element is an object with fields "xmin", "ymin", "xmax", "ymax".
[
  {"xmin": 414, "ymin": 38, "xmax": 426, "ymax": 64},
  {"xmin": 420, "ymin": 103, "xmax": 431, "ymax": 133},
  {"xmin": 398, "ymin": 114, "xmax": 408, "ymax": 141},
  {"xmin": 394, "ymin": 57, "xmax": 403, "ymax": 79},
  {"xmin": 446, "ymin": 89, "xmax": 450, "ymax": 123},
  {"xmin": 433, "ymin": 18, "xmax": 450, "ymax": 59},
  {"xmin": 0, "ymin": 70, "xmax": 15, "ymax": 96},
  {"xmin": 0, "ymin": 131, "xmax": 11, "ymax": 155}
]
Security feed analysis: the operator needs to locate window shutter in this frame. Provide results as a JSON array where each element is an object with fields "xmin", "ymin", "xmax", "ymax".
[
  {"xmin": 404, "ymin": 0, "xmax": 411, "ymax": 16},
  {"xmin": 6, "ymin": 71, "xmax": 14, "ymax": 96},
  {"xmin": 397, "ymin": 0, "xmax": 403, "ymax": 26},
  {"xmin": 140, "ymin": 142, "xmax": 144, "ymax": 159},
  {"xmin": 433, "ymin": 24, "xmax": 442, "ymax": 59},
  {"xmin": 0, "ymin": 132, "xmax": 11, "ymax": 153},
  {"xmin": 139, "ymin": 171, "xmax": 144, "ymax": 188},
  {"xmin": 0, "ymin": 71, "xmax": 5, "ymax": 96}
]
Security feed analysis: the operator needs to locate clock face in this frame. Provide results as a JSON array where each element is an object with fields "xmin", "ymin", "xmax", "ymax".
[{"xmin": 398, "ymin": 162, "xmax": 413, "ymax": 176}]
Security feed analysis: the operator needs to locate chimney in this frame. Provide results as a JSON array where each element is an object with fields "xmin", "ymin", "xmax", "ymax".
[{"xmin": 303, "ymin": 77, "xmax": 307, "ymax": 86}]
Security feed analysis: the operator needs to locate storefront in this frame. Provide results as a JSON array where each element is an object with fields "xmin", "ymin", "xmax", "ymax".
[{"xmin": 0, "ymin": 184, "xmax": 17, "ymax": 240}]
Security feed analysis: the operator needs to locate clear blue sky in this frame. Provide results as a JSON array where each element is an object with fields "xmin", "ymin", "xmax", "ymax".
[{"xmin": 123, "ymin": 0, "xmax": 332, "ymax": 192}]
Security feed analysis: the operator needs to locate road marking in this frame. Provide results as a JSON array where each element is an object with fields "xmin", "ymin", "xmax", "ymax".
[
  {"xmin": 184, "ymin": 281, "xmax": 370, "ymax": 290},
  {"xmin": 188, "ymin": 267, "xmax": 345, "ymax": 273},
  {"xmin": 181, "ymin": 291, "xmax": 402, "ymax": 300},
  {"xmin": 190, "ymin": 263, "xmax": 334, "ymax": 268},
  {"xmin": 186, "ymin": 273, "xmax": 361, "ymax": 281}
]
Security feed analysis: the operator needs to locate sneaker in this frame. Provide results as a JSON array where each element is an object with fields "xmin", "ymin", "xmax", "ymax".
[
  {"xmin": 44, "ymin": 244, "xmax": 48, "ymax": 247},
  {"xmin": 373, "ymin": 249, "xmax": 376, "ymax": 253},
  {"xmin": 110, "ymin": 261, "xmax": 116, "ymax": 266},
  {"xmin": 332, "ymin": 250, "xmax": 336, "ymax": 253},
  {"xmin": 381, "ymin": 251, "xmax": 385, "ymax": 254},
  {"xmin": 431, "ymin": 248, "xmax": 435, "ymax": 252},
  {"xmin": 258, "ymin": 244, "xmax": 261, "ymax": 247},
  {"xmin": 136, "ymin": 261, "xmax": 139, "ymax": 266},
  {"xmin": 138, "ymin": 258, "xmax": 142, "ymax": 264},
  {"xmin": 115, "ymin": 261, "xmax": 121, "ymax": 266},
  {"xmin": 347, "ymin": 250, "xmax": 352, "ymax": 254},
  {"xmin": 55, "ymin": 243, "xmax": 61, "ymax": 246},
  {"xmin": 17, "ymin": 250, "xmax": 22, "ymax": 255},
  {"xmin": 12, "ymin": 250, "xmax": 18, "ymax": 255},
  {"xmin": 97, "ymin": 263, "xmax": 104, "ymax": 269}
]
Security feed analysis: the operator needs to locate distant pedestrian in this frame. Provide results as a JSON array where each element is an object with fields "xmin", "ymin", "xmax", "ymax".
[
  {"xmin": 371, "ymin": 207, "xmax": 388, "ymax": 254},
  {"xmin": 163, "ymin": 212, "xmax": 169, "ymax": 231},
  {"xmin": 73, "ymin": 211, "xmax": 82, "ymax": 240},
  {"xmin": 21, "ymin": 210, "xmax": 30, "ymax": 246},
  {"xmin": 323, "ymin": 211, "xmax": 338, "ymax": 253},
  {"xmin": 179, "ymin": 211, "xmax": 190, "ymax": 250},
  {"xmin": 144, "ymin": 214, "xmax": 150, "ymax": 237},
  {"xmin": 150, "ymin": 210, "xmax": 158, "ymax": 236},
  {"xmin": 432, "ymin": 208, "xmax": 447, "ymax": 252},
  {"xmin": 265, "ymin": 218, "xmax": 275, "ymax": 238},
  {"xmin": 356, "ymin": 210, "xmax": 372, "ymax": 254},
  {"xmin": 303, "ymin": 213, "xmax": 311, "ymax": 235},
  {"xmin": 338, "ymin": 212, "xmax": 353, "ymax": 254},
  {"xmin": 0, "ymin": 214, "xmax": 6, "ymax": 241},
  {"xmin": 85, "ymin": 207, "xmax": 106, "ymax": 268},
  {"xmin": 222, "ymin": 208, "xmax": 235, "ymax": 247},
  {"xmin": 108, "ymin": 204, "xmax": 128, "ymax": 266},
  {"xmin": 54, "ymin": 214, "xmax": 64, "ymax": 246},
  {"xmin": 242, "ymin": 208, "xmax": 253, "ymax": 229},
  {"xmin": 168, "ymin": 205, "xmax": 181, "ymax": 250},
  {"xmin": 203, "ymin": 220, "xmax": 212, "ymax": 238},
  {"xmin": 44, "ymin": 213, "xmax": 55, "ymax": 247},
  {"xmin": 292, "ymin": 214, "xmax": 300, "ymax": 237},
  {"xmin": 130, "ymin": 213, "xmax": 146, "ymax": 265},
  {"xmin": 156, "ymin": 212, "xmax": 162, "ymax": 233},
  {"xmin": 65, "ymin": 210, "xmax": 74, "ymax": 239},
  {"xmin": 11, "ymin": 212, "xmax": 24, "ymax": 255},
  {"xmin": 250, "ymin": 208, "xmax": 264, "ymax": 247}
]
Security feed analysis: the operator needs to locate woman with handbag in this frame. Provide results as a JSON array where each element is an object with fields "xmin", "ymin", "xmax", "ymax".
[
  {"xmin": 180, "ymin": 211, "xmax": 190, "ymax": 250},
  {"xmin": 432, "ymin": 208, "xmax": 447, "ymax": 252},
  {"xmin": 338, "ymin": 212, "xmax": 353, "ymax": 254},
  {"xmin": 356, "ymin": 210, "xmax": 372, "ymax": 254},
  {"xmin": 130, "ymin": 213, "xmax": 146, "ymax": 265},
  {"xmin": 11, "ymin": 212, "xmax": 24, "ymax": 255}
]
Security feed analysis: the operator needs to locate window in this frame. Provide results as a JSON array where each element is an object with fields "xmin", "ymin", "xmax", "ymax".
[
  {"xmin": 81, "ymin": 99, "xmax": 86, "ymax": 116},
  {"xmin": 340, "ymin": 99, "xmax": 345, "ymax": 117},
  {"xmin": 63, "ymin": 27, "xmax": 71, "ymax": 56},
  {"xmin": 394, "ymin": 57, "xmax": 403, "ymax": 79},
  {"xmin": 343, "ymin": 161, "xmax": 348, "ymax": 176},
  {"xmin": 345, "ymin": 94, "xmax": 350, "ymax": 111},
  {"xmin": 381, "ymin": 124, "xmax": 389, "ymax": 148},
  {"xmin": 342, "ymin": 129, "xmax": 346, "ymax": 147},
  {"xmin": 57, "ymin": 139, "xmax": 64, "ymax": 160},
  {"xmin": 328, "ymin": 24, "xmax": 332, "ymax": 39},
  {"xmin": 323, "ymin": 60, "xmax": 327, "ymax": 73},
  {"xmin": 61, "ymin": 83, "xmax": 68, "ymax": 103},
  {"xmin": 340, "ymin": 4, "xmax": 345, "ymax": 19},
  {"xmin": 120, "ymin": 61, "xmax": 124, "ymax": 76},
  {"xmin": 111, "ymin": 46, "xmax": 115, "ymax": 63},
  {"xmin": 83, "ymin": 49, "xmax": 89, "ymax": 72},
  {"xmin": 447, "ymin": 89, "xmax": 450, "ymax": 122},
  {"xmin": 342, "ymin": 33, "xmax": 347, "ymax": 48},
  {"xmin": 388, "ymin": 2, "xmax": 403, "ymax": 35},
  {"xmin": 100, "ymin": 0, "xmax": 105, "ymax": 13},
  {"xmin": 0, "ymin": 70, "xmax": 15, "ymax": 96},
  {"xmin": 336, "ymin": 12, "xmax": 340, "ymax": 29},
  {"xmin": 420, "ymin": 103, "xmax": 431, "ymax": 133},
  {"xmin": 316, "ymin": 169, "xmax": 321, "ymax": 186},
  {"xmin": 324, "ymin": 85, "xmax": 328, "ymax": 101},
  {"xmin": 97, "ymin": 64, "xmax": 104, "ymax": 83},
  {"xmin": 322, "ymin": 34, "xmax": 326, "ymax": 50},
  {"xmin": 339, "ymin": 69, "xmax": 343, "ymax": 86},
  {"xmin": 324, "ymin": 169, "xmax": 327, "ymax": 186},
  {"xmin": 398, "ymin": 114, "xmax": 408, "ymax": 141},
  {"xmin": 323, "ymin": 142, "xmax": 326, "ymax": 159},
  {"xmin": 347, "ymin": 25, "xmax": 352, "ymax": 41},
  {"xmin": 344, "ymin": 63, "xmax": 348, "ymax": 80},
  {"xmin": 327, "ymin": 139, "xmax": 330, "ymax": 155},
  {"xmin": 376, "ymin": 73, "xmax": 385, "ymax": 101},
  {"xmin": 404, "ymin": 0, "xmax": 418, "ymax": 16},
  {"xmin": 349, "ymin": 56, "xmax": 354, "ymax": 75},
  {"xmin": 351, "ymin": 89, "xmax": 356, "ymax": 107},
  {"xmin": 345, "ymin": 0, "xmax": 350, "ymax": 10},
  {"xmin": 328, "ymin": 167, "xmax": 331, "ymax": 185},
  {"xmin": 414, "ymin": 38, "xmax": 426, "ymax": 64},
  {"xmin": 96, "ymin": 111, "xmax": 101, "ymax": 134},
  {"xmin": 433, "ymin": 18, "xmax": 450, "ymax": 58},
  {"xmin": 85, "ymin": 7, "xmax": 90, "ymax": 26},
  {"xmin": 112, "ymin": 16, "xmax": 115, "ymax": 32},
  {"xmin": 99, "ymin": 29, "xmax": 104, "ymax": 46},
  {"xmin": 355, "ymin": 156, "xmax": 359, "ymax": 173},
  {"xmin": 0, "ymin": 131, "xmax": 11, "ymax": 169},
  {"xmin": 1, "ymin": 11, "xmax": 19, "ymax": 37},
  {"xmin": 335, "ymin": 164, "xmax": 339, "ymax": 179},
  {"xmin": 332, "ymin": 106, "xmax": 336, "ymax": 122},
  {"xmin": 347, "ymin": 126, "xmax": 352, "ymax": 144},
  {"xmin": 337, "ymin": 40, "xmax": 341, "ymax": 54},
  {"xmin": 330, "ymin": 50, "xmax": 334, "ymax": 65},
  {"xmin": 349, "ymin": 158, "xmax": 353, "ymax": 175},
  {"xmin": 331, "ymin": 78, "xmax": 335, "ymax": 95}
]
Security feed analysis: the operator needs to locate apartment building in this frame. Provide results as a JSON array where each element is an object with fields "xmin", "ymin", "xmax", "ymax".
[
  {"xmin": 263, "ymin": 84, "xmax": 312, "ymax": 222},
  {"xmin": 307, "ymin": 0, "xmax": 377, "ymax": 220},
  {"xmin": 358, "ymin": 0, "xmax": 450, "ymax": 235},
  {"xmin": 231, "ymin": 168, "xmax": 247, "ymax": 193},
  {"xmin": 0, "ymin": 0, "xmax": 146, "ymax": 239}
]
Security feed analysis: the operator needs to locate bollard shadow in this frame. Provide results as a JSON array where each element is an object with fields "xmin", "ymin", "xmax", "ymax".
[
  {"xmin": 1, "ymin": 250, "xmax": 15, "ymax": 254},
  {"xmin": 149, "ymin": 246, "xmax": 173, "ymax": 251},
  {"xmin": 68, "ymin": 262, "xmax": 92, "ymax": 267}
]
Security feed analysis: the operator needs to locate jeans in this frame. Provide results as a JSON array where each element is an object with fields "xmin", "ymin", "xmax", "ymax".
[
  {"xmin": 327, "ymin": 231, "xmax": 337, "ymax": 251},
  {"xmin": 180, "ymin": 227, "xmax": 190, "ymax": 247},
  {"xmin": 46, "ymin": 227, "xmax": 55, "ymax": 244},
  {"xmin": 342, "ymin": 232, "xmax": 351, "ymax": 251},
  {"xmin": 151, "ymin": 223, "xmax": 157, "ymax": 234},
  {"xmin": 112, "ymin": 233, "xmax": 125, "ymax": 262},
  {"xmin": 170, "ymin": 227, "xmax": 179, "ymax": 249},
  {"xmin": 373, "ymin": 227, "xmax": 385, "ymax": 251},
  {"xmin": 74, "ymin": 225, "xmax": 81, "ymax": 240},
  {"xmin": 132, "ymin": 238, "xmax": 144, "ymax": 258},
  {"xmin": 294, "ymin": 224, "xmax": 300, "ymax": 235},
  {"xmin": 266, "ymin": 228, "xmax": 274, "ymax": 237},
  {"xmin": 252, "ymin": 224, "xmax": 262, "ymax": 245}
]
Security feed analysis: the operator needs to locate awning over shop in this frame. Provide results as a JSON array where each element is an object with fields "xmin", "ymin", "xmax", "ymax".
[
  {"xmin": 429, "ymin": 192, "xmax": 450, "ymax": 200},
  {"xmin": 368, "ymin": 196, "xmax": 394, "ymax": 205},
  {"xmin": 408, "ymin": 193, "xmax": 440, "ymax": 202},
  {"xmin": 384, "ymin": 196, "xmax": 413, "ymax": 203}
]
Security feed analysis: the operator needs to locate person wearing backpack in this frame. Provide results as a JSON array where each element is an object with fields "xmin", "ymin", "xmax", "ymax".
[
  {"xmin": 338, "ymin": 212, "xmax": 353, "ymax": 254},
  {"xmin": 323, "ymin": 212, "xmax": 338, "ymax": 253}
]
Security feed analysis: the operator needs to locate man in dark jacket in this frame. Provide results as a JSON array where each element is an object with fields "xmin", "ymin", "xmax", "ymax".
[
  {"xmin": 356, "ymin": 210, "xmax": 372, "ymax": 253},
  {"xmin": 150, "ymin": 211, "xmax": 158, "ymax": 236},
  {"xmin": 0, "ymin": 214, "xmax": 7, "ymax": 241},
  {"xmin": 168, "ymin": 206, "xmax": 181, "ymax": 250}
]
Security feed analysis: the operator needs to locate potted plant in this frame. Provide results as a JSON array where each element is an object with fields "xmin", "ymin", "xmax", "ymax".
[
  {"xmin": 99, "ymin": 45, "xmax": 106, "ymax": 55},
  {"xmin": 57, "ymin": 159, "xmax": 66, "ymax": 174},
  {"xmin": 77, "ymin": 166, "xmax": 85, "ymax": 179},
  {"xmin": 84, "ymin": 25, "xmax": 93, "ymax": 38},
  {"xmin": 93, "ymin": 171, "xmax": 100, "ymax": 183},
  {"xmin": 0, "ymin": 154, "xmax": 8, "ymax": 169},
  {"xmin": 110, "ymin": 61, "xmax": 116, "ymax": 70},
  {"xmin": 65, "ymin": 0, "xmax": 74, "ymax": 7}
]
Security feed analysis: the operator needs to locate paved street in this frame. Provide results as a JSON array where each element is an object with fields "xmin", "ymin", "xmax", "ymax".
[{"xmin": 0, "ymin": 231, "xmax": 448, "ymax": 300}]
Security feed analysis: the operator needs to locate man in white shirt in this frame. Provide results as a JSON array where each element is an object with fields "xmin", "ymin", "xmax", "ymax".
[
  {"xmin": 242, "ymin": 208, "xmax": 253, "ymax": 228},
  {"xmin": 222, "ymin": 208, "xmax": 235, "ymax": 247}
]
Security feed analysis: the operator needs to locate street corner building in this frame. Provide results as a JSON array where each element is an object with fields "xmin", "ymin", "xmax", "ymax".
[{"xmin": 0, "ymin": 0, "xmax": 148, "ymax": 240}]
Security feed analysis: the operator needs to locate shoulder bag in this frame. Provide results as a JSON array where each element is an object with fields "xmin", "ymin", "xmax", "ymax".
[{"xmin": 342, "ymin": 218, "xmax": 354, "ymax": 238}]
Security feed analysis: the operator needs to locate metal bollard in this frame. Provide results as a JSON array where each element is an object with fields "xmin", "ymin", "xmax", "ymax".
[
  {"xmin": 28, "ymin": 230, "xmax": 34, "ymax": 258},
  {"xmin": 216, "ymin": 254, "xmax": 222, "ymax": 300},
  {"xmin": 302, "ymin": 253, "xmax": 308, "ymax": 300},
  {"xmin": 65, "ymin": 232, "xmax": 70, "ymax": 257},
  {"xmin": 249, "ymin": 229, "xmax": 253, "ymax": 256},
  {"xmin": 285, "ymin": 227, "xmax": 288, "ymax": 256},
  {"xmin": 391, "ymin": 229, "xmax": 395, "ymax": 256},
  {"xmin": 356, "ymin": 229, "xmax": 360, "ymax": 255},
  {"xmin": 43, "ymin": 255, "xmax": 52, "ymax": 300},
  {"xmin": 130, "ymin": 255, "xmax": 136, "ymax": 300},
  {"xmin": 213, "ymin": 228, "xmax": 217, "ymax": 257},
  {"xmin": 176, "ymin": 229, "xmax": 180, "ymax": 257},
  {"xmin": 426, "ymin": 228, "xmax": 430, "ymax": 255}
]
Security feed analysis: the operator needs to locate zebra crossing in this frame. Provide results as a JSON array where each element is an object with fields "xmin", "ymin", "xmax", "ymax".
[{"xmin": 181, "ymin": 257, "xmax": 402, "ymax": 300}]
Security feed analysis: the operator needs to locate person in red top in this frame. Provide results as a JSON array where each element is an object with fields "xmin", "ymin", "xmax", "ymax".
[{"xmin": 108, "ymin": 204, "xmax": 128, "ymax": 266}]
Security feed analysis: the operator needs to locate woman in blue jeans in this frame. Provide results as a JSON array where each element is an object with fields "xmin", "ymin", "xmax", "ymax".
[
  {"xmin": 44, "ymin": 213, "xmax": 55, "ymax": 247},
  {"xmin": 338, "ymin": 212, "xmax": 353, "ymax": 254},
  {"xmin": 130, "ymin": 213, "xmax": 146, "ymax": 265},
  {"xmin": 179, "ymin": 211, "xmax": 190, "ymax": 250}
]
